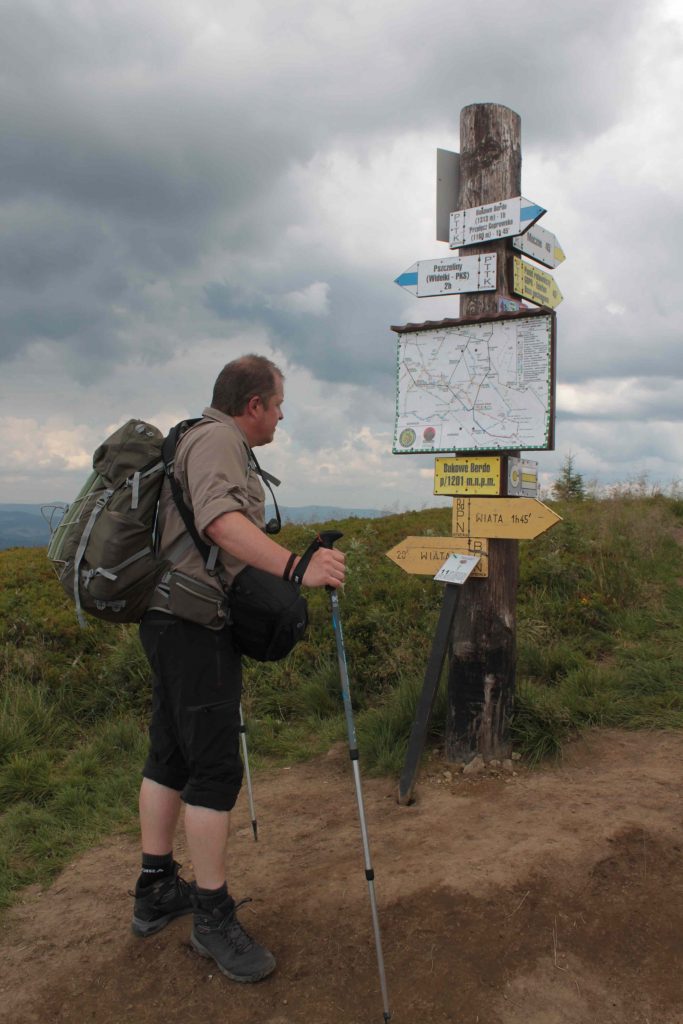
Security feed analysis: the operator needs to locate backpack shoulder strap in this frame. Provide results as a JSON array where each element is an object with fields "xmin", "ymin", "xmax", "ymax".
[{"xmin": 161, "ymin": 419, "xmax": 216, "ymax": 569}]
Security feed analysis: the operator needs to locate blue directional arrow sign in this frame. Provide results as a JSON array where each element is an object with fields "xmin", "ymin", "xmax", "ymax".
[
  {"xmin": 395, "ymin": 253, "xmax": 497, "ymax": 297},
  {"xmin": 449, "ymin": 196, "xmax": 546, "ymax": 249}
]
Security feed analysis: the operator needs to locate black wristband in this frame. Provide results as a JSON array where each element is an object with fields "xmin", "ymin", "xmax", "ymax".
[{"xmin": 283, "ymin": 552, "xmax": 297, "ymax": 581}]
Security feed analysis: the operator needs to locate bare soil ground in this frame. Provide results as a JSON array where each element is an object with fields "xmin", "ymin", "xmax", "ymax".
[{"xmin": 1, "ymin": 728, "xmax": 682, "ymax": 1024}]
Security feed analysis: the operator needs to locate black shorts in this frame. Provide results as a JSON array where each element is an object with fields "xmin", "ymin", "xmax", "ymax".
[{"xmin": 139, "ymin": 614, "xmax": 244, "ymax": 812}]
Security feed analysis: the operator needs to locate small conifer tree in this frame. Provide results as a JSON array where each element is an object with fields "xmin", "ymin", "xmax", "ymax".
[{"xmin": 552, "ymin": 453, "xmax": 586, "ymax": 501}]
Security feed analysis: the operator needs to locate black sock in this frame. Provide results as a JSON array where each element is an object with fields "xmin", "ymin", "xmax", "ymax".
[
  {"xmin": 196, "ymin": 882, "xmax": 229, "ymax": 911},
  {"xmin": 138, "ymin": 851, "xmax": 174, "ymax": 888}
]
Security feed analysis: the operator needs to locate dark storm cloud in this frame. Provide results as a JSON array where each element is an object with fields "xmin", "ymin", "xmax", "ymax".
[
  {"xmin": 0, "ymin": 0, "xmax": 662, "ymax": 388},
  {"xmin": 558, "ymin": 309, "xmax": 683, "ymax": 384},
  {"xmin": 0, "ymin": 204, "xmax": 102, "ymax": 291},
  {"xmin": 0, "ymin": 0, "xmax": 648, "ymax": 227},
  {"xmin": 204, "ymin": 266, "xmax": 398, "ymax": 389}
]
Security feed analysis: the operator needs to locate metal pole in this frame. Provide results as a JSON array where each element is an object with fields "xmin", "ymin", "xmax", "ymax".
[
  {"xmin": 239, "ymin": 704, "xmax": 258, "ymax": 842},
  {"xmin": 398, "ymin": 582, "xmax": 461, "ymax": 804},
  {"xmin": 327, "ymin": 582, "xmax": 392, "ymax": 1023}
]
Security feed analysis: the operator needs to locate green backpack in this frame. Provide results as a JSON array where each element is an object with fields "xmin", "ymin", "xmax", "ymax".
[
  {"xmin": 46, "ymin": 419, "xmax": 189, "ymax": 627},
  {"xmin": 47, "ymin": 417, "xmax": 310, "ymax": 661}
]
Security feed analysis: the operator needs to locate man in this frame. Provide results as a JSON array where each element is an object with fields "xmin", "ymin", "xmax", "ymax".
[{"xmin": 131, "ymin": 354, "xmax": 345, "ymax": 983}]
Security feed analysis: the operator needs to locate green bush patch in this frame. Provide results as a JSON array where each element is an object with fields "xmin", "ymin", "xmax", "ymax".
[{"xmin": 1, "ymin": 495, "xmax": 682, "ymax": 907}]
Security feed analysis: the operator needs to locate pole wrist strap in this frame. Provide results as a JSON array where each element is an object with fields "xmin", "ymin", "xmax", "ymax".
[{"xmin": 290, "ymin": 536, "xmax": 322, "ymax": 586}]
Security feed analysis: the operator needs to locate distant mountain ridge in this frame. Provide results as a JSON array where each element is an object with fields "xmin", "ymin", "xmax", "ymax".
[
  {"xmin": 0, "ymin": 503, "xmax": 384, "ymax": 550},
  {"xmin": 0, "ymin": 506, "xmax": 54, "ymax": 550},
  {"xmin": 266, "ymin": 504, "xmax": 384, "ymax": 525}
]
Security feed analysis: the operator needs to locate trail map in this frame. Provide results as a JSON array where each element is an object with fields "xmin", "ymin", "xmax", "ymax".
[{"xmin": 393, "ymin": 314, "xmax": 554, "ymax": 453}]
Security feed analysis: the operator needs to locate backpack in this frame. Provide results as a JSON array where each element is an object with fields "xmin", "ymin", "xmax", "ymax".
[
  {"xmin": 46, "ymin": 417, "xmax": 311, "ymax": 662},
  {"xmin": 46, "ymin": 419, "xmax": 193, "ymax": 628}
]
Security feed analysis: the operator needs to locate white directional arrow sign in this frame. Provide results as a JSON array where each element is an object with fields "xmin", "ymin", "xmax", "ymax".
[
  {"xmin": 394, "ymin": 253, "xmax": 496, "ymax": 297},
  {"xmin": 512, "ymin": 223, "xmax": 566, "ymax": 269},
  {"xmin": 449, "ymin": 196, "xmax": 546, "ymax": 249}
]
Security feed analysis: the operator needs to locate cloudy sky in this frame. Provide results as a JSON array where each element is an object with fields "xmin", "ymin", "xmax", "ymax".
[{"xmin": 1, "ymin": 0, "xmax": 682, "ymax": 511}]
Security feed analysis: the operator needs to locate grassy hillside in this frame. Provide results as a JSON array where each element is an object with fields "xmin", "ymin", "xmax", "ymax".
[{"xmin": 1, "ymin": 496, "xmax": 682, "ymax": 907}]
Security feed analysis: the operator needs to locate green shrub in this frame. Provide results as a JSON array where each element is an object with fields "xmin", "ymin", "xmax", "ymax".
[{"xmin": 0, "ymin": 496, "xmax": 681, "ymax": 908}]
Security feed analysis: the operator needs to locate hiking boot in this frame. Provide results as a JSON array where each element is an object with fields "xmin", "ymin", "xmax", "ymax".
[
  {"xmin": 131, "ymin": 861, "xmax": 195, "ymax": 937},
  {"xmin": 191, "ymin": 895, "xmax": 276, "ymax": 983}
]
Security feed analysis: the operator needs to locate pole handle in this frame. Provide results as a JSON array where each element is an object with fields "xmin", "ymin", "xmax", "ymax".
[
  {"xmin": 317, "ymin": 531, "xmax": 344, "ymax": 593},
  {"xmin": 318, "ymin": 529, "xmax": 343, "ymax": 549},
  {"xmin": 291, "ymin": 531, "xmax": 344, "ymax": 586}
]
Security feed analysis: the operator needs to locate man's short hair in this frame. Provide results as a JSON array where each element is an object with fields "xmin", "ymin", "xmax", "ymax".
[{"xmin": 211, "ymin": 354, "xmax": 284, "ymax": 416}]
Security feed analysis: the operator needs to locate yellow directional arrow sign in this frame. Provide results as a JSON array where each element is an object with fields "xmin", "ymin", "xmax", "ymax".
[
  {"xmin": 452, "ymin": 498, "xmax": 562, "ymax": 540},
  {"xmin": 512, "ymin": 255, "xmax": 563, "ymax": 309},
  {"xmin": 386, "ymin": 536, "xmax": 489, "ymax": 577}
]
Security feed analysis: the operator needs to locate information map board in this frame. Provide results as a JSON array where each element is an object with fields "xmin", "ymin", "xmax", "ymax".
[{"xmin": 392, "ymin": 310, "xmax": 555, "ymax": 454}]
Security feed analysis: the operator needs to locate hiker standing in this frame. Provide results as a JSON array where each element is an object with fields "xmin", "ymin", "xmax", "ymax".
[{"xmin": 130, "ymin": 354, "xmax": 345, "ymax": 981}]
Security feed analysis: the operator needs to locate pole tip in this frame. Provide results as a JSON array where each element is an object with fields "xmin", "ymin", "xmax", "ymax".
[
  {"xmin": 397, "ymin": 785, "xmax": 416, "ymax": 806},
  {"xmin": 252, "ymin": 820, "xmax": 258, "ymax": 842}
]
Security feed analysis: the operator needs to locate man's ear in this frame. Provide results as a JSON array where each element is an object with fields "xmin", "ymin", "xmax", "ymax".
[{"xmin": 246, "ymin": 394, "xmax": 262, "ymax": 416}]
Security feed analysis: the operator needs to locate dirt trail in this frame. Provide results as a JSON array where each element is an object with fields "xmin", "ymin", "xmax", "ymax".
[{"xmin": 1, "ymin": 728, "xmax": 682, "ymax": 1024}]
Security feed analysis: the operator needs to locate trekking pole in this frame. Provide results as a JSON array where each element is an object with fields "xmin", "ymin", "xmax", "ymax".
[
  {"xmin": 239, "ymin": 704, "xmax": 258, "ymax": 841},
  {"xmin": 318, "ymin": 530, "xmax": 392, "ymax": 1023}
]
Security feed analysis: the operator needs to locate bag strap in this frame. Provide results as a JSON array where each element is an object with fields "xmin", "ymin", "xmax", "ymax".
[{"xmin": 162, "ymin": 419, "xmax": 286, "ymax": 578}]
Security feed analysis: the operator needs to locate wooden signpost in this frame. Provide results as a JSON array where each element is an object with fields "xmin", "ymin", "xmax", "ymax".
[{"xmin": 390, "ymin": 103, "xmax": 566, "ymax": 804}]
